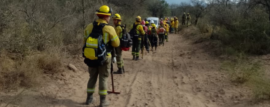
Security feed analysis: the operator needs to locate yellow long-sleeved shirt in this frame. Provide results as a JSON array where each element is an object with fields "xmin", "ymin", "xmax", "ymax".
[
  {"xmin": 115, "ymin": 25, "xmax": 123, "ymax": 39},
  {"xmin": 187, "ymin": 15, "xmax": 191, "ymax": 20},
  {"xmin": 174, "ymin": 20, "xmax": 179, "ymax": 28},
  {"xmin": 84, "ymin": 19, "xmax": 120, "ymax": 58},
  {"xmin": 131, "ymin": 22, "xmax": 145, "ymax": 40},
  {"xmin": 171, "ymin": 21, "xmax": 175, "ymax": 28},
  {"xmin": 165, "ymin": 23, "xmax": 170, "ymax": 35}
]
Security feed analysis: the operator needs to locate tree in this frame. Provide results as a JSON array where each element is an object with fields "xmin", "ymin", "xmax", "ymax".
[
  {"xmin": 249, "ymin": 0, "xmax": 270, "ymax": 22},
  {"xmin": 191, "ymin": 0, "xmax": 206, "ymax": 25},
  {"xmin": 148, "ymin": 0, "xmax": 169, "ymax": 17}
]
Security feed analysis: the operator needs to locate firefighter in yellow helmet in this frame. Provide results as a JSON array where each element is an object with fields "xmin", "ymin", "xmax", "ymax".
[
  {"xmin": 129, "ymin": 16, "xmax": 145, "ymax": 60},
  {"xmin": 187, "ymin": 13, "xmax": 191, "ymax": 27},
  {"xmin": 112, "ymin": 13, "xmax": 124, "ymax": 74},
  {"xmin": 170, "ymin": 17, "xmax": 175, "ymax": 33},
  {"xmin": 150, "ymin": 20, "xmax": 158, "ymax": 51},
  {"xmin": 83, "ymin": 5, "xmax": 120, "ymax": 106},
  {"xmin": 165, "ymin": 20, "xmax": 170, "ymax": 42},
  {"xmin": 182, "ymin": 12, "xmax": 187, "ymax": 25},
  {"xmin": 158, "ymin": 21, "xmax": 166, "ymax": 46},
  {"xmin": 145, "ymin": 21, "xmax": 151, "ymax": 51},
  {"xmin": 174, "ymin": 16, "xmax": 179, "ymax": 34}
]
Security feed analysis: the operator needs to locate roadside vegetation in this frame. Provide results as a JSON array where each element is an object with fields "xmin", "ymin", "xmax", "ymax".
[{"xmin": 176, "ymin": 0, "xmax": 270, "ymax": 101}]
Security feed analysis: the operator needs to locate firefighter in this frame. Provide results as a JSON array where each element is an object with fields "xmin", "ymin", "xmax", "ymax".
[
  {"xmin": 113, "ymin": 13, "xmax": 124, "ymax": 74},
  {"xmin": 165, "ymin": 20, "xmax": 170, "ymax": 42},
  {"xmin": 150, "ymin": 20, "xmax": 158, "ymax": 51},
  {"xmin": 141, "ymin": 20, "xmax": 149, "ymax": 53},
  {"xmin": 187, "ymin": 13, "xmax": 191, "ymax": 27},
  {"xmin": 170, "ymin": 18, "xmax": 175, "ymax": 33},
  {"xmin": 145, "ymin": 21, "xmax": 151, "ymax": 50},
  {"xmin": 158, "ymin": 21, "xmax": 166, "ymax": 46},
  {"xmin": 130, "ymin": 16, "xmax": 145, "ymax": 60},
  {"xmin": 182, "ymin": 12, "xmax": 187, "ymax": 25},
  {"xmin": 84, "ymin": 5, "xmax": 120, "ymax": 107},
  {"xmin": 174, "ymin": 16, "xmax": 179, "ymax": 34}
]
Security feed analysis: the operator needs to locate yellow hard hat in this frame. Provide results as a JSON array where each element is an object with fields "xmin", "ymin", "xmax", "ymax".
[
  {"xmin": 145, "ymin": 21, "xmax": 149, "ymax": 24},
  {"xmin": 151, "ymin": 23, "xmax": 156, "ymax": 28},
  {"xmin": 113, "ymin": 13, "xmax": 121, "ymax": 20},
  {"xmin": 96, "ymin": 5, "xmax": 112, "ymax": 16},
  {"xmin": 136, "ymin": 16, "xmax": 141, "ymax": 22}
]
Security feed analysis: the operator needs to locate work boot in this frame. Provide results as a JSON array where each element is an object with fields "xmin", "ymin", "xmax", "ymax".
[
  {"xmin": 114, "ymin": 67, "xmax": 123, "ymax": 74},
  {"xmin": 122, "ymin": 67, "xmax": 125, "ymax": 73},
  {"xmin": 132, "ymin": 55, "xmax": 135, "ymax": 60},
  {"xmin": 136, "ymin": 56, "xmax": 139, "ymax": 60},
  {"xmin": 100, "ymin": 95, "xmax": 109, "ymax": 107},
  {"xmin": 85, "ymin": 93, "xmax": 93, "ymax": 105}
]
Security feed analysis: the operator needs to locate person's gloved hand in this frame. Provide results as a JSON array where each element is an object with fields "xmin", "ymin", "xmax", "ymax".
[{"xmin": 112, "ymin": 57, "xmax": 116, "ymax": 63}]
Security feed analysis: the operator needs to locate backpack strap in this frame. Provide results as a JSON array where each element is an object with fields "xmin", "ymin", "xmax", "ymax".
[
  {"xmin": 116, "ymin": 25, "xmax": 123, "ymax": 38},
  {"xmin": 91, "ymin": 21, "xmax": 106, "ymax": 38}
]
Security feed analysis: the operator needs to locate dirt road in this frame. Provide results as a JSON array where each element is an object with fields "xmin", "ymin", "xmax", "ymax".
[{"xmin": 1, "ymin": 34, "xmax": 268, "ymax": 107}]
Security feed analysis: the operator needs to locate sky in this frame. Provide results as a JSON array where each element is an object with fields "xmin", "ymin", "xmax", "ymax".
[{"xmin": 165, "ymin": 0, "xmax": 191, "ymax": 4}]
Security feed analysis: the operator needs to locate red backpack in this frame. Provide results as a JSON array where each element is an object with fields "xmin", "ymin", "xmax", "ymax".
[{"xmin": 158, "ymin": 27, "xmax": 165, "ymax": 34}]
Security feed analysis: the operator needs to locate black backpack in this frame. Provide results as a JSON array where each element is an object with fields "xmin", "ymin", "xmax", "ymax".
[
  {"xmin": 129, "ymin": 23, "xmax": 139, "ymax": 40},
  {"xmin": 82, "ymin": 21, "xmax": 107, "ymax": 67},
  {"xmin": 120, "ymin": 24, "xmax": 132, "ymax": 48}
]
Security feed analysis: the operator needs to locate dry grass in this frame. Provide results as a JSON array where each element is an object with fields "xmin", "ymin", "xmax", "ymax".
[
  {"xmin": 221, "ymin": 56, "xmax": 270, "ymax": 101},
  {"xmin": 0, "ymin": 49, "xmax": 64, "ymax": 90},
  {"xmin": 37, "ymin": 53, "xmax": 63, "ymax": 74}
]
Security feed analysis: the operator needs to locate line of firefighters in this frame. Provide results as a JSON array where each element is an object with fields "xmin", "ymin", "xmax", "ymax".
[
  {"xmin": 115, "ymin": 13, "xmax": 192, "ymax": 74},
  {"xmin": 83, "ymin": 5, "xmax": 192, "ymax": 107}
]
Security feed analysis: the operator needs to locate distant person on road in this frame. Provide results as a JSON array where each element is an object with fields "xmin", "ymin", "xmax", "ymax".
[
  {"xmin": 187, "ymin": 13, "xmax": 191, "ymax": 27},
  {"xmin": 129, "ymin": 16, "xmax": 145, "ymax": 60},
  {"xmin": 165, "ymin": 20, "xmax": 170, "ymax": 42},
  {"xmin": 141, "ymin": 20, "xmax": 150, "ymax": 53},
  {"xmin": 158, "ymin": 21, "xmax": 166, "ymax": 46},
  {"xmin": 170, "ymin": 18, "xmax": 175, "ymax": 33},
  {"xmin": 113, "ymin": 13, "xmax": 124, "ymax": 74},
  {"xmin": 145, "ymin": 21, "xmax": 151, "ymax": 50},
  {"xmin": 174, "ymin": 16, "xmax": 179, "ymax": 34},
  {"xmin": 149, "ymin": 20, "xmax": 158, "ymax": 51},
  {"xmin": 83, "ymin": 5, "xmax": 119, "ymax": 107},
  {"xmin": 182, "ymin": 12, "xmax": 187, "ymax": 25}
]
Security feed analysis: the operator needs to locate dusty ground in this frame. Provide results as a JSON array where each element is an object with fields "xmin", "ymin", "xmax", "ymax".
[{"xmin": 1, "ymin": 34, "xmax": 270, "ymax": 107}]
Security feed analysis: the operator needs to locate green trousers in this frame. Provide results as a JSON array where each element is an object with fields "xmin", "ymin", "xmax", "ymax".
[
  {"xmin": 171, "ymin": 28, "xmax": 174, "ymax": 33},
  {"xmin": 158, "ymin": 34, "xmax": 165, "ymax": 46},
  {"xmin": 115, "ymin": 47, "xmax": 124, "ymax": 68},
  {"xmin": 87, "ymin": 58, "xmax": 111, "ymax": 96},
  {"xmin": 175, "ymin": 27, "xmax": 178, "ymax": 34},
  {"xmin": 165, "ymin": 34, "xmax": 168, "ymax": 42},
  {"xmin": 182, "ymin": 20, "xmax": 186, "ymax": 25},
  {"xmin": 132, "ymin": 40, "xmax": 141, "ymax": 57},
  {"xmin": 187, "ymin": 20, "xmax": 190, "ymax": 27}
]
